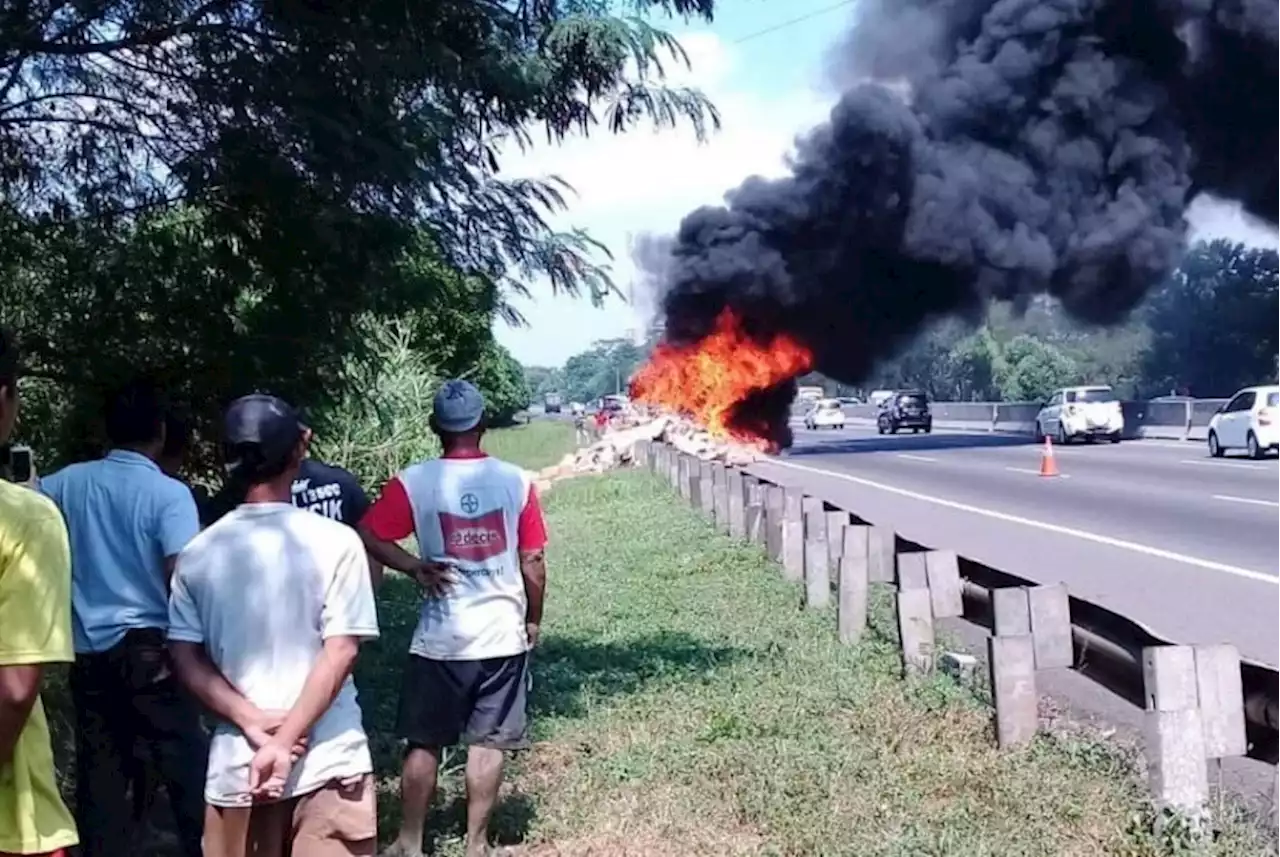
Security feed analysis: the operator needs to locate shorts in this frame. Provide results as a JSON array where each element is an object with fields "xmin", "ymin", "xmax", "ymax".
[
  {"xmin": 397, "ymin": 653, "xmax": 530, "ymax": 750},
  {"xmin": 202, "ymin": 775, "xmax": 376, "ymax": 857}
]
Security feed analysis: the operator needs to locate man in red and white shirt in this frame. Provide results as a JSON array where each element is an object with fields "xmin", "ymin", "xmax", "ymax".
[{"xmin": 359, "ymin": 380, "xmax": 548, "ymax": 857}]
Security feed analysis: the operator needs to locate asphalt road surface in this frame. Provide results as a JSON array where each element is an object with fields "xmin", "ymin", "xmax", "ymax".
[{"xmin": 750, "ymin": 424, "xmax": 1279, "ymax": 667}]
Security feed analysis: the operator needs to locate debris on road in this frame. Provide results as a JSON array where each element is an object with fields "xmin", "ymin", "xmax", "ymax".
[{"xmin": 532, "ymin": 411, "xmax": 763, "ymax": 491}]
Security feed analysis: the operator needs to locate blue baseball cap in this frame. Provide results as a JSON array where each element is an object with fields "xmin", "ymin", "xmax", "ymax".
[
  {"xmin": 433, "ymin": 380, "xmax": 485, "ymax": 433},
  {"xmin": 223, "ymin": 394, "xmax": 306, "ymax": 475}
]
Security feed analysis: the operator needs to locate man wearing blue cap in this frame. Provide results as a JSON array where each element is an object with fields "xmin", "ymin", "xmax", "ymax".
[
  {"xmin": 167, "ymin": 394, "xmax": 380, "ymax": 857},
  {"xmin": 360, "ymin": 380, "xmax": 549, "ymax": 857}
]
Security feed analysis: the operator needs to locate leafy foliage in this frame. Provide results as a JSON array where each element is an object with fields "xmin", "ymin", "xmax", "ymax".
[
  {"xmin": 560, "ymin": 337, "xmax": 645, "ymax": 402},
  {"xmin": 1, "ymin": 1, "xmax": 723, "ymax": 470}
]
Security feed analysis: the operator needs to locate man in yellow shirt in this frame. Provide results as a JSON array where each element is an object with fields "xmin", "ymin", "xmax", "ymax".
[{"xmin": 0, "ymin": 326, "xmax": 78, "ymax": 857}]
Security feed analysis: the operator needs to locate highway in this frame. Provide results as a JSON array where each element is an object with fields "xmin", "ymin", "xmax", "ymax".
[{"xmin": 749, "ymin": 424, "xmax": 1279, "ymax": 666}]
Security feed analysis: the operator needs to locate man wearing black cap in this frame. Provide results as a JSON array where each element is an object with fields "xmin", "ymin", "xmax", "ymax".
[{"xmin": 167, "ymin": 394, "xmax": 381, "ymax": 857}]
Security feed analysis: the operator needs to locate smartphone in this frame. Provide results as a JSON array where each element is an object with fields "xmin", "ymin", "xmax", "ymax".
[{"xmin": 9, "ymin": 445, "xmax": 32, "ymax": 483}]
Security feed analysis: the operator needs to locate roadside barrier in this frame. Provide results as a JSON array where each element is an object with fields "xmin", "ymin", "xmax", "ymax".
[
  {"xmin": 635, "ymin": 440, "xmax": 1278, "ymax": 823},
  {"xmin": 825, "ymin": 397, "xmax": 1232, "ymax": 442}
]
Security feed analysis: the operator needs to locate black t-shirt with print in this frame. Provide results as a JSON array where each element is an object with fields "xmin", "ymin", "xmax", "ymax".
[
  {"xmin": 290, "ymin": 458, "xmax": 369, "ymax": 526},
  {"xmin": 201, "ymin": 458, "xmax": 369, "ymax": 529}
]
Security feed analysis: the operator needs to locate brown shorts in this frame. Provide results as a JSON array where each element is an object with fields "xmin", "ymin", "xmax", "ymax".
[{"xmin": 202, "ymin": 774, "xmax": 376, "ymax": 857}]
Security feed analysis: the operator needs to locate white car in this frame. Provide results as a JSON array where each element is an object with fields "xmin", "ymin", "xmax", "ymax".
[
  {"xmin": 1207, "ymin": 385, "xmax": 1279, "ymax": 459},
  {"xmin": 1035, "ymin": 385, "xmax": 1124, "ymax": 444},
  {"xmin": 804, "ymin": 399, "xmax": 847, "ymax": 430}
]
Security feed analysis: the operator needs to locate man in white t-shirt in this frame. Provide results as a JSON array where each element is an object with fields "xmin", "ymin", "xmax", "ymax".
[
  {"xmin": 166, "ymin": 394, "xmax": 380, "ymax": 857},
  {"xmin": 360, "ymin": 380, "xmax": 548, "ymax": 857}
]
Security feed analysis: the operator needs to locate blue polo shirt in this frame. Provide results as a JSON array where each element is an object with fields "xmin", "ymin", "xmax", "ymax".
[{"xmin": 42, "ymin": 449, "xmax": 201, "ymax": 654}]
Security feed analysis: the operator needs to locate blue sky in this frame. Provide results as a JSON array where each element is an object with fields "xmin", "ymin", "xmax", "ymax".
[{"xmin": 494, "ymin": 0, "xmax": 848, "ymax": 368}]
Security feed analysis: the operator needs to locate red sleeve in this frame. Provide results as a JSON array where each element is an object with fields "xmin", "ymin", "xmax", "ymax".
[
  {"xmin": 517, "ymin": 485, "xmax": 548, "ymax": 551},
  {"xmin": 360, "ymin": 476, "xmax": 415, "ymax": 541}
]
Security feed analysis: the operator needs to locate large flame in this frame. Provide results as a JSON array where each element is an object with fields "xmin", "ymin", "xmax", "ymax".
[{"xmin": 630, "ymin": 308, "xmax": 814, "ymax": 450}]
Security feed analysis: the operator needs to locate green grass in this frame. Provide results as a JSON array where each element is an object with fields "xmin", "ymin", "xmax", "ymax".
[
  {"xmin": 484, "ymin": 419, "xmax": 576, "ymax": 471},
  {"xmin": 359, "ymin": 470, "xmax": 1274, "ymax": 857}
]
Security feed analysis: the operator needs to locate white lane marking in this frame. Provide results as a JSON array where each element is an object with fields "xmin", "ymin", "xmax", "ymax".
[
  {"xmin": 1212, "ymin": 494, "xmax": 1280, "ymax": 508},
  {"xmin": 1005, "ymin": 467, "xmax": 1071, "ymax": 479},
  {"xmin": 898, "ymin": 454, "xmax": 939, "ymax": 463},
  {"xmin": 764, "ymin": 458, "xmax": 1277, "ymax": 585},
  {"xmin": 1180, "ymin": 459, "xmax": 1270, "ymax": 471}
]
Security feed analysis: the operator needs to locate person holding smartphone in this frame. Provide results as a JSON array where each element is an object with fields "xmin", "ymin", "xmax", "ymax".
[{"xmin": 0, "ymin": 326, "xmax": 79, "ymax": 857}]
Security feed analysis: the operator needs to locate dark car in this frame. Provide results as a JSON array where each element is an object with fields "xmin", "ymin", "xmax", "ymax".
[{"xmin": 877, "ymin": 390, "xmax": 932, "ymax": 434}]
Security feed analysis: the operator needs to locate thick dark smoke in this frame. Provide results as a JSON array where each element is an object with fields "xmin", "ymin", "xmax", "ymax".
[{"xmin": 640, "ymin": 0, "xmax": 1277, "ymax": 445}]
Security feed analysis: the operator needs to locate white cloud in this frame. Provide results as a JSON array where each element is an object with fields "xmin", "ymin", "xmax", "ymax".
[{"xmin": 493, "ymin": 31, "xmax": 833, "ymax": 366}]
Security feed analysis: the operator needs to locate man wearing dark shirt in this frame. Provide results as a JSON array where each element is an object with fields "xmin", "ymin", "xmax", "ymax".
[
  {"xmin": 202, "ymin": 426, "xmax": 383, "ymax": 586},
  {"xmin": 291, "ymin": 456, "xmax": 370, "ymax": 525}
]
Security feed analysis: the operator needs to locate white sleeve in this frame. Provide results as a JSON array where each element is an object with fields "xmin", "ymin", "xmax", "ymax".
[
  {"xmin": 167, "ymin": 561, "xmax": 205, "ymax": 644},
  {"xmin": 321, "ymin": 530, "xmax": 380, "ymax": 641}
]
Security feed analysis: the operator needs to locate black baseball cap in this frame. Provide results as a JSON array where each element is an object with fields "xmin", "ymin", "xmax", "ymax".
[{"xmin": 222, "ymin": 394, "xmax": 307, "ymax": 476}]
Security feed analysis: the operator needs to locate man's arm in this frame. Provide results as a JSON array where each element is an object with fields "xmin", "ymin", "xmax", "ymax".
[
  {"xmin": 0, "ymin": 507, "xmax": 74, "ymax": 766},
  {"xmin": 357, "ymin": 476, "xmax": 453, "ymax": 595},
  {"xmin": 517, "ymin": 485, "xmax": 550, "ymax": 646},
  {"xmin": 168, "ymin": 642, "xmax": 262, "ymax": 733},
  {"xmin": 0, "ymin": 665, "xmax": 42, "ymax": 766},
  {"xmin": 156, "ymin": 483, "xmax": 201, "ymax": 589}
]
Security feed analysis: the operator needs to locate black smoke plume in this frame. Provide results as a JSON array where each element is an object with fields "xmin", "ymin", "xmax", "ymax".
[{"xmin": 641, "ymin": 0, "xmax": 1277, "ymax": 446}]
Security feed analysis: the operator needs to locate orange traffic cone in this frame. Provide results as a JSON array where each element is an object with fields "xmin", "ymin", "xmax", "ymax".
[{"xmin": 1039, "ymin": 435, "xmax": 1060, "ymax": 477}]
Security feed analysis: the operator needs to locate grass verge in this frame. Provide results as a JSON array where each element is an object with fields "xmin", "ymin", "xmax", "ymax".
[
  {"xmin": 484, "ymin": 419, "xmax": 575, "ymax": 472},
  {"xmin": 360, "ymin": 469, "xmax": 1273, "ymax": 857}
]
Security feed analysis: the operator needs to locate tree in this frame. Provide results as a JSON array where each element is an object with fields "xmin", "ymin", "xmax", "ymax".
[
  {"xmin": 1, "ymin": 2, "xmax": 724, "ymax": 467},
  {"xmin": 524, "ymin": 366, "xmax": 566, "ymax": 401},
  {"xmin": 993, "ymin": 335, "xmax": 1080, "ymax": 402},
  {"xmin": 562, "ymin": 338, "xmax": 645, "ymax": 402},
  {"xmin": 1140, "ymin": 241, "xmax": 1279, "ymax": 398}
]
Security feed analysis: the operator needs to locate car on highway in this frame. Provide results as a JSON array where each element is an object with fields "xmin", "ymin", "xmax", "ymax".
[
  {"xmin": 1035, "ymin": 385, "xmax": 1124, "ymax": 444},
  {"xmin": 877, "ymin": 390, "xmax": 932, "ymax": 434},
  {"xmin": 1207, "ymin": 384, "xmax": 1279, "ymax": 459},
  {"xmin": 804, "ymin": 398, "xmax": 847, "ymax": 430}
]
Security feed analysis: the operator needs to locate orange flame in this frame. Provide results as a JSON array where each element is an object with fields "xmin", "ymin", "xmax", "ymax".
[{"xmin": 630, "ymin": 309, "xmax": 814, "ymax": 450}]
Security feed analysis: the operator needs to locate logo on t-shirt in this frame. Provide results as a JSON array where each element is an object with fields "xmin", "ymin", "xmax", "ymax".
[{"xmin": 439, "ymin": 508, "xmax": 508, "ymax": 562}]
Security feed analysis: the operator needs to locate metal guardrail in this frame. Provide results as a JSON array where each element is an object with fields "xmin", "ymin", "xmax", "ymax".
[
  {"xmin": 641, "ymin": 441, "xmax": 1279, "ymax": 774},
  {"xmin": 809, "ymin": 397, "xmax": 1232, "ymax": 442}
]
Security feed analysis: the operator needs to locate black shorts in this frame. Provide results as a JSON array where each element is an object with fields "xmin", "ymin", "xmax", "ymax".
[{"xmin": 396, "ymin": 653, "xmax": 531, "ymax": 750}]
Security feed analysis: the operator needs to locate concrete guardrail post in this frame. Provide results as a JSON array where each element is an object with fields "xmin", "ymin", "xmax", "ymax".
[
  {"xmin": 764, "ymin": 484, "xmax": 784, "ymax": 561},
  {"xmin": 896, "ymin": 587, "xmax": 934, "ymax": 678},
  {"xmin": 781, "ymin": 488, "xmax": 805, "ymax": 582},
  {"xmin": 898, "ymin": 551, "xmax": 964, "ymax": 620},
  {"xmin": 743, "ymin": 476, "xmax": 764, "ymax": 544},
  {"xmin": 710, "ymin": 462, "xmax": 729, "ymax": 532},
  {"xmin": 868, "ymin": 524, "xmax": 896, "ymax": 584},
  {"xmin": 803, "ymin": 507, "xmax": 830, "ymax": 609},
  {"xmin": 697, "ymin": 460, "xmax": 714, "ymax": 518},
  {"xmin": 825, "ymin": 510, "xmax": 850, "ymax": 568},
  {"xmin": 667, "ymin": 447, "xmax": 680, "ymax": 487},
  {"xmin": 1143, "ymin": 645, "xmax": 1210, "ymax": 823},
  {"xmin": 1028, "ymin": 584, "xmax": 1073, "ymax": 669},
  {"xmin": 688, "ymin": 461, "xmax": 704, "ymax": 512},
  {"xmin": 1194, "ymin": 644, "xmax": 1248, "ymax": 760},
  {"xmin": 989, "ymin": 587, "xmax": 1039, "ymax": 748},
  {"xmin": 838, "ymin": 525, "xmax": 870, "ymax": 644},
  {"xmin": 676, "ymin": 454, "xmax": 691, "ymax": 501},
  {"xmin": 727, "ymin": 469, "xmax": 746, "ymax": 539}
]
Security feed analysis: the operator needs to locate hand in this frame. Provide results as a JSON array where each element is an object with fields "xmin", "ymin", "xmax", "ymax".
[
  {"xmin": 247, "ymin": 739, "xmax": 294, "ymax": 801},
  {"xmin": 242, "ymin": 708, "xmax": 308, "ymax": 761},
  {"xmin": 413, "ymin": 560, "xmax": 457, "ymax": 598},
  {"xmin": 525, "ymin": 623, "xmax": 540, "ymax": 648}
]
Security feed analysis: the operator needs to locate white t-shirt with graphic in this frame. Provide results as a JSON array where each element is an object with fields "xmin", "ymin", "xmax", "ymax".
[
  {"xmin": 362, "ymin": 452, "xmax": 548, "ymax": 661},
  {"xmin": 168, "ymin": 502, "xmax": 379, "ymax": 807}
]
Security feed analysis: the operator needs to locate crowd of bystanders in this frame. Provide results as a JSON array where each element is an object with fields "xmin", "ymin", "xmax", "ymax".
[{"xmin": 0, "ymin": 327, "xmax": 548, "ymax": 857}]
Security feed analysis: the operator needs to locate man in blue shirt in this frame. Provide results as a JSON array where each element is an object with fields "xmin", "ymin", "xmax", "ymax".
[{"xmin": 41, "ymin": 379, "xmax": 207, "ymax": 857}]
